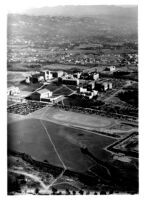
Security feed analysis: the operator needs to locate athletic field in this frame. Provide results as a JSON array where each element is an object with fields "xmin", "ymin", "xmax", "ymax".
[{"xmin": 30, "ymin": 107, "xmax": 117, "ymax": 130}]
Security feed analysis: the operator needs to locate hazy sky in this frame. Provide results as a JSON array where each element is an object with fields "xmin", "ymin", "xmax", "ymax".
[{"xmin": 6, "ymin": 0, "xmax": 138, "ymax": 13}]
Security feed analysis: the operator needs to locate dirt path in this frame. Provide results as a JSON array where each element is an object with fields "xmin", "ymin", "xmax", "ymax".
[
  {"xmin": 39, "ymin": 106, "xmax": 67, "ymax": 189},
  {"xmin": 9, "ymin": 169, "xmax": 47, "ymax": 189}
]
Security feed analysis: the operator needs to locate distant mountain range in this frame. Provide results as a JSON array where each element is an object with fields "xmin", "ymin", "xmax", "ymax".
[{"xmin": 17, "ymin": 5, "xmax": 137, "ymax": 18}]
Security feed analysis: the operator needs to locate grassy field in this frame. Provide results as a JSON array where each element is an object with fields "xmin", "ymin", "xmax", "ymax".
[{"xmin": 8, "ymin": 118, "xmax": 115, "ymax": 174}]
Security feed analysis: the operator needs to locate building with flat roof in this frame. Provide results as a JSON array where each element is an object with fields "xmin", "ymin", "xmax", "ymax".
[
  {"xmin": 41, "ymin": 95, "xmax": 64, "ymax": 104},
  {"xmin": 78, "ymin": 87, "xmax": 87, "ymax": 93},
  {"xmin": 58, "ymin": 77, "xmax": 79, "ymax": 86},
  {"xmin": 78, "ymin": 90, "xmax": 98, "ymax": 99},
  {"xmin": 51, "ymin": 71, "xmax": 63, "ymax": 78},
  {"xmin": 40, "ymin": 70, "xmax": 53, "ymax": 80}
]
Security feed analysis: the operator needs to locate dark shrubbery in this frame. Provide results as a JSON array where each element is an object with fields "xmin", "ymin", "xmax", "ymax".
[{"xmin": 118, "ymin": 89, "xmax": 138, "ymax": 107}]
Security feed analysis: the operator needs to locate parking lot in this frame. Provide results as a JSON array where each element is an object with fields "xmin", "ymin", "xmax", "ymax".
[{"xmin": 7, "ymin": 101, "xmax": 48, "ymax": 115}]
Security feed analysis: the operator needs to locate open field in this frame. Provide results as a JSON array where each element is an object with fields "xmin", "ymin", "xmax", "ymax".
[
  {"xmin": 8, "ymin": 100, "xmax": 16, "ymax": 106},
  {"xmin": 8, "ymin": 118, "xmax": 115, "ymax": 173},
  {"xmin": 8, "ymin": 113, "xmax": 27, "ymax": 124},
  {"xmin": 29, "ymin": 106, "xmax": 138, "ymax": 138},
  {"xmin": 7, "ymin": 71, "xmax": 30, "ymax": 88},
  {"xmin": 42, "ymin": 64, "xmax": 88, "ymax": 71},
  {"xmin": 7, "ymin": 71, "xmax": 30, "ymax": 81},
  {"xmin": 30, "ymin": 107, "xmax": 117, "ymax": 130},
  {"xmin": 8, "ymin": 63, "xmax": 89, "ymax": 72}
]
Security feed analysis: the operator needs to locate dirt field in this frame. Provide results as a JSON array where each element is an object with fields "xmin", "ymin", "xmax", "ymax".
[
  {"xmin": 8, "ymin": 113, "xmax": 27, "ymax": 124},
  {"xmin": 30, "ymin": 107, "xmax": 116, "ymax": 130},
  {"xmin": 8, "ymin": 118, "xmax": 115, "ymax": 173}
]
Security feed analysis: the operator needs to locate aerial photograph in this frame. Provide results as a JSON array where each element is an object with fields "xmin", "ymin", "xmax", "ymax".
[{"xmin": 7, "ymin": 1, "xmax": 138, "ymax": 195}]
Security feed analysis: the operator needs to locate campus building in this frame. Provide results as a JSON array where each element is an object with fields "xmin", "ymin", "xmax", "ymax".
[
  {"xmin": 58, "ymin": 77, "xmax": 79, "ymax": 85},
  {"xmin": 51, "ymin": 71, "xmax": 63, "ymax": 78},
  {"xmin": 40, "ymin": 70, "xmax": 53, "ymax": 80},
  {"xmin": 30, "ymin": 89, "xmax": 53, "ymax": 101},
  {"xmin": 95, "ymin": 81, "xmax": 112, "ymax": 91}
]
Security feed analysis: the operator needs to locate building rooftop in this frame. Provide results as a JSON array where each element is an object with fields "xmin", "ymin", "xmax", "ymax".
[
  {"xmin": 20, "ymin": 91, "xmax": 32, "ymax": 98},
  {"xmin": 37, "ymin": 88, "xmax": 51, "ymax": 94}
]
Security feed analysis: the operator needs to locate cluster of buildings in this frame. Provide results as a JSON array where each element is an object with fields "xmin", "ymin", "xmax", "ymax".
[
  {"xmin": 121, "ymin": 53, "xmax": 138, "ymax": 66},
  {"xmin": 8, "ymin": 67, "xmax": 113, "ymax": 104},
  {"xmin": 25, "ymin": 70, "xmax": 64, "ymax": 84},
  {"xmin": 77, "ymin": 86, "xmax": 98, "ymax": 99},
  {"xmin": 28, "ymin": 70, "xmax": 100, "ymax": 87},
  {"xmin": 28, "ymin": 69, "xmax": 113, "ymax": 100},
  {"xmin": 58, "ymin": 71, "xmax": 99, "ymax": 86},
  {"xmin": 56, "ymin": 69, "xmax": 112, "ymax": 99},
  {"xmin": 59, "ymin": 52, "xmax": 97, "ymax": 66},
  {"xmin": 7, "ymin": 86, "xmax": 64, "ymax": 104},
  {"xmin": 7, "ymin": 86, "xmax": 31, "ymax": 103},
  {"xmin": 77, "ymin": 80, "xmax": 112, "ymax": 99}
]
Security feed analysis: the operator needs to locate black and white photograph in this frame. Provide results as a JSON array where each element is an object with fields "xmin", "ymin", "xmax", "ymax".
[{"xmin": 2, "ymin": 0, "xmax": 143, "ymax": 197}]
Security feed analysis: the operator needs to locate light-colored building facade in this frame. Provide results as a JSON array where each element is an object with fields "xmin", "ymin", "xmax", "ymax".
[
  {"xmin": 7, "ymin": 86, "xmax": 20, "ymax": 96},
  {"xmin": 58, "ymin": 77, "xmax": 79, "ymax": 86},
  {"xmin": 40, "ymin": 70, "xmax": 53, "ymax": 80},
  {"xmin": 93, "ymin": 73, "xmax": 99, "ymax": 80},
  {"xmin": 30, "ymin": 89, "xmax": 53, "ymax": 101},
  {"xmin": 51, "ymin": 71, "xmax": 63, "ymax": 78}
]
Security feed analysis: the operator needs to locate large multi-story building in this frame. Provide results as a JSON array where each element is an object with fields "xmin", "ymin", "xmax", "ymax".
[
  {"xmin": 87, "ymin": 81, "xmax": 95, "ymax": 91},
  {"xmin": 51, "ymin": 71, "xmax": 63, "ymax": 78},
  {"xmin": 94, "ymin": 81, "xmax": 112, "ymax": 91},
  {"xmin": 40, "ymin": 70, "xmax": 53, "ymax": 80},
  {"xmin": 27, "ymin": 70, "xmax": 53, "ymax": 83},
  {"xmin": 58, "ymin": 77, "xmax": 79, "ymax": 85}
]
